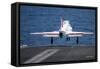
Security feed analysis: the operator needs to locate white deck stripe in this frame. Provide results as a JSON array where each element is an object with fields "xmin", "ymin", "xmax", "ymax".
[{"xmin": 24, "ymin": 49, "xmax": 59, "ymax": 64}]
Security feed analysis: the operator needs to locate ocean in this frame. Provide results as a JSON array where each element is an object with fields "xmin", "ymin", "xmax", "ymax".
[{"xmin": 20, "ymin": 5, "xmax": 96, "ymax": 47}]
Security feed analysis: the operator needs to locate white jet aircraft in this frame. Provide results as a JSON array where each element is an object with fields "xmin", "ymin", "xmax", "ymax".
[{"xmin": 30, "ymin": 17, "xmax": 93, "ymax": 44}]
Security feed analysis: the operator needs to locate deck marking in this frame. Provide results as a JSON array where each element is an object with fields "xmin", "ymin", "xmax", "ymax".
[{"xmin": 24, "ymin": 49, "xmax": 59, "ymax": 64}]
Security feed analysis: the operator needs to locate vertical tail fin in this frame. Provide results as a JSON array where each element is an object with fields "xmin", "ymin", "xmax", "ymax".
[{"xmin": 60, "ymin": 17, "xmax": 63, "ymax": 29}]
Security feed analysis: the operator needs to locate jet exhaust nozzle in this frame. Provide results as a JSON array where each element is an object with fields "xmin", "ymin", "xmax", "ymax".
[{"xmin": 59, "ymin": 31, "xmax": 63, "ymax": 38}]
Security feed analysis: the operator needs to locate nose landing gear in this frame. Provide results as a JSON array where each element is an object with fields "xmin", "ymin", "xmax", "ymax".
[{"xmin": 66, "ymin": 37, "xmax": 70, "ymax": 41}]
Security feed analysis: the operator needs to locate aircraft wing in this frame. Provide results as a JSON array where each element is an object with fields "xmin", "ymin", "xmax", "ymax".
[
  {"xmin": 30, "ymin": 31, "xmax": 59, "ymax": 37},
  {"xmin": 66, "ymin": 31, "xmax": 94, "ymax": 37},
  {"xmin": 66, "ymin": 31, "xmax": 93, "ymax": 35}
]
